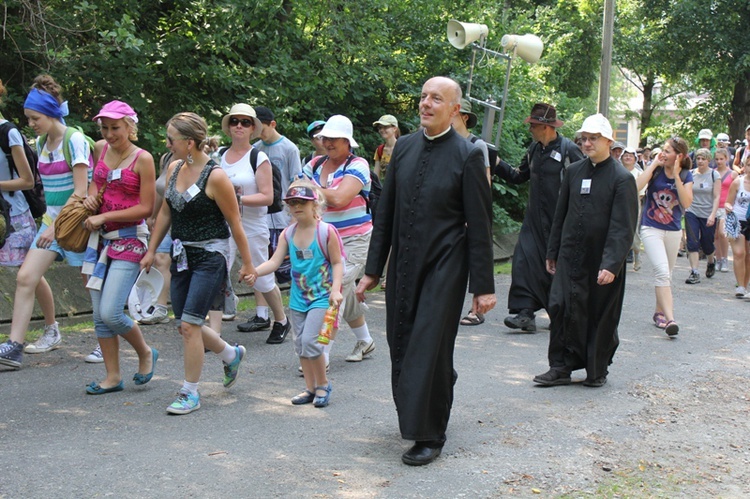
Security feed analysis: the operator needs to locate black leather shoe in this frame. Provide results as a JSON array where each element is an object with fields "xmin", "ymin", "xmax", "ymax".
[
  {"xmin": 583, "ymin": 376, "xmax": 607, "ymax": 387},
  {"xmin": 401, "ymin": 442, "xmax": 443, "ymax": 466},
  {"xmin": 533, "ymin": 368, "xmax": 572, "ymax": 386}
]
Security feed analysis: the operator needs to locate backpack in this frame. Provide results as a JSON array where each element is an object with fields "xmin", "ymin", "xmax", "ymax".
[
  {"xmin": 38, "ymin": 125, "xmax": 97, "ymax": 172},
  {"xmin": 0, "ymin": 121, "xmax": 46, "ymax": 218},
  {"xmin": 284, "ymin": 220, "xmax": 345, "ymax": 261},
  {"xmin": 312, "ymin": 155, "xmax": 381, "ymax": 218},
  {"xmin": 220, "ymin": 146, "xmax": 283, "ymax": 214},
  {"xmin": 0, "ymin": 194, "xmax": 12, "ymax": 248}
]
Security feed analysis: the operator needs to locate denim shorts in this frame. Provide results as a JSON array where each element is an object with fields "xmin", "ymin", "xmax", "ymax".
[
  {"xmin": 156, "ymin": 232, "xmax": 173, "ymax": 254},
  {"xmin": 170, "ymin": 250, "xmax": 227, "ymax": 326},
  {"xmin": 30, "ymin": 223, "xmax": 85, "ymax": 267}
]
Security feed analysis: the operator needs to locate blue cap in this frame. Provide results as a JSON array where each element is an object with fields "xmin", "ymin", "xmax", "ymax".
[{"xmin": 306, "ymin": 120, "xmax": 326, "ymax": 138}]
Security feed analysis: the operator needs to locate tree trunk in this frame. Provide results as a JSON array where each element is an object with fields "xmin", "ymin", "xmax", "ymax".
[
  {"xmin": 639, "ymin": 74, "xmax": 655, "ymax": 147},
  {"xmin": 729, "ymin": 71, "xmax": 750, "ymax": 141}
]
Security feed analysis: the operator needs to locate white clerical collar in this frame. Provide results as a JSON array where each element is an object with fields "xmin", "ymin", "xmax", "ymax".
[{"xmin": 423, "ymin": 126, "xmax": 452, "ymax": 141}]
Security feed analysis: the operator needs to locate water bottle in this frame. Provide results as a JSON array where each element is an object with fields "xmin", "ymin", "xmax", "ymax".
[{"xmin": 317, "ymin": 305, "xmax": 339, "ymax": 344}]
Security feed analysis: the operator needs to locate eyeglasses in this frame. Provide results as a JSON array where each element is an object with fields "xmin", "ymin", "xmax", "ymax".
[
  {"xmin": 229, "ymin": 118, "xmax": 254, "ymax": 128},
  {"xmin": 579, "ymin": 135, "xmax": 603, "ymax": 144},
  {"xmin": 286, "ymin": 199, "xmax": 309, "ymax": 206},
  {"xmin": 166, "ymin": 135, "xmax": 188, "ymax": 145}
]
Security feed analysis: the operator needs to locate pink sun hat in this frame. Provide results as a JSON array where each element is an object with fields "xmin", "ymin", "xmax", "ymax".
[{"xmin": 92, "ymin": 100, "xmax": 139, "ymax": 123}]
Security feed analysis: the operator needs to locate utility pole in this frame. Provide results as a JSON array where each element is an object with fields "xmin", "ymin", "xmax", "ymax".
[{"xmin": 598, "ymin": 0, "xmax": 615, "ymax": 117}]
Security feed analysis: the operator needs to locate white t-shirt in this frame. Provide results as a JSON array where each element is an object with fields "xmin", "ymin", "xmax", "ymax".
[
  {"xmin": 220, "ymin": 147, "xmax": 271, "ymax": 237},
  {"xmin": 0, "ymin": 120, "xmax": 31, "ymax": 216}
]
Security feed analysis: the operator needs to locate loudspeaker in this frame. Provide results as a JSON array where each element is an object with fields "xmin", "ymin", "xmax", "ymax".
[
  {"xmin": 500, "ymin": 34, "xmax": 544, "ymax": 63},
  {"xmin": 447, "ymin": 20, "xmax": 489, "ymax": 50}
]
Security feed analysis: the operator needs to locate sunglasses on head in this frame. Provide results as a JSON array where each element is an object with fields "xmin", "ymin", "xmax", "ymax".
[{"xmin": 229, "ymin": 117, "xmax": 254, "ymax": 128}]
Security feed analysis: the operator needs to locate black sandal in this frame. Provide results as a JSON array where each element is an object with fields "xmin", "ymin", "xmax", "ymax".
[{"xmin": 459, "ymin": 311, "xmax": 484, "ymax": 326}]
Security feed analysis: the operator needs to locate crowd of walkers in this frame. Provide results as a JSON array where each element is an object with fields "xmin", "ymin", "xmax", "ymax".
[{"xmin": 1, "ymin": 73, "xmax": 749, "ymax": 465}]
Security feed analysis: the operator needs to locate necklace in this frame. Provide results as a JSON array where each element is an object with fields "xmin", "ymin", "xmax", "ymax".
[{"xmin": 111, "ymin": 145, "xmax": 135, "ymax": 170}]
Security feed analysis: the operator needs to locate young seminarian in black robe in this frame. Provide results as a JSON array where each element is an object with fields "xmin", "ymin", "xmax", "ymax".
[
  {"xmin": 357, "ymin": 77, "xmax": 496, "ymax": 466},
  {"xmin": 534, "ymin": 113, "xmax": 638, "ymax": 388}
]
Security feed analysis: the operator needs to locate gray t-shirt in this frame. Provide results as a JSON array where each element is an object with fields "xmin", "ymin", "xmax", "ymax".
[
  {"xmin": 253, "ymin": 136, "xmax": 302, "ymax": 229},
  {"xmin": 687, "ymin": 168, "xmax": 719, "ymax": 218}
]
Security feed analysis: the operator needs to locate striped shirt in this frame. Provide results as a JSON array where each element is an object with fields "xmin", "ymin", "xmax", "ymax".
[
  {"xmin": 36, "ymin": 130, "xmax": 91, "ymax": 220},
  {"xmin": 303, "ymin": 155, "xmax": 372, "ymax": 238}
]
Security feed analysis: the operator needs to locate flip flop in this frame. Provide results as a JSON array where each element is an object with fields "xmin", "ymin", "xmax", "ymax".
[{"xmin": 460, "ymin": 312, "xmax": 484, "ymax": 326}]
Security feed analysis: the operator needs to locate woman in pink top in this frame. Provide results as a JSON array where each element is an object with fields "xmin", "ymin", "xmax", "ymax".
[
  {"xmin": 714, "ymin": 148, "xmax": 738, "ymax": 272},
  {"xmin": 81, "ymin": 100, "xmax": 158, "ymax": 395}
]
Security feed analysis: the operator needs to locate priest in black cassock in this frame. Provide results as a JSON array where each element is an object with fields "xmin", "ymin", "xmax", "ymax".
[
  {"xmin": 534, "ymin": 113, "xmax": 638, "ymax": 388},
  {"xmin": 495, "ymin": 103, "xmax": 584, "ymax": 332},
  {"xmin": 356, "ymin": 77, "xmax": 496, "ymax": 466}
]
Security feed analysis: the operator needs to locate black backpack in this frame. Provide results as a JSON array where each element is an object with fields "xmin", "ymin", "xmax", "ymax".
[
  {"xmin": 0, "ymin": 121, "xmax": 46, "ymax": 218},
  {"xmin": 220, "ymin": 146, "xmax": 283, "ymax": 214},
  {"xmin": 312, "ymin": 154, "xmax": 381, "ymax": 218}
]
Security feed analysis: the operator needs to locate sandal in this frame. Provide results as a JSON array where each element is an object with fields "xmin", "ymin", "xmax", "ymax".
[
  {"xmin": 664, "ymin": 320, "xmax": 679, "ymax": 337},
  {"xmin": 652, "ymin": 312, "xmax": 667, "ymax": 329},
  {"xmin": 460, "ymin": 311, "xmax": 485, "ymax": 326},
  {"xmin": 291, "ymin": 389, "xmax": 315, "ymax": 405}
]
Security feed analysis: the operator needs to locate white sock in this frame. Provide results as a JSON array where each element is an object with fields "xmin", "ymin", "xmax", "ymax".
[
  {"xmin": 324, "ymin": 341, "xmax": 333, "ymax": 364},
  {"xmin": 351, "ymin": 324, "xmax": 372, "ymax": 343},
  {"xmin": 218, "ymin": 343, "xmax": 237, "ymax": 364},
  {"xmin": 182, "ymin": 381, "xmax": 199, "ymax": 396},
  {"xmin": 276, "ymin": 316, "xmax": 288, "ymax": 326},
  {"xmin": 256, "ymin": 306, "xmax": 269, "ymax": 320}
]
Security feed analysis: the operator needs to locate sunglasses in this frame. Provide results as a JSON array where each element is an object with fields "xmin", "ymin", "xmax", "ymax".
[
  {"xmin": 286, "ymin": 199, "xmax": 310, "ymax": 206},
  {"xmin": 166, "ymin": 135, "xmax": 188, "ymax": 145},
  {"xmin": 579, "ymin": 135, "xmax": 603, "ymax": 144},
  {"xmin": 229, "ymin": 117, "xmax": 254, "ymax": 128}
]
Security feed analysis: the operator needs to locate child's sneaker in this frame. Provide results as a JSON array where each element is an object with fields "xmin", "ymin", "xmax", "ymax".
[
  {"xmin": 24, "ymin": 322, "xmax": 61, "ymax": 353},
  {"xmin": 0, "ymin": 340, "xmax": 24, "ymax": 369},
  {"xmin": 166, "ymin": 389, "xmax": 201, "ymax": 415},
  {"xmin": 85, "ymin": 345, "xmax": 104, "ymax": 363},
  {"xmin": 223, "ymin": 345, "xmax": 246, "ymax": 388},
  {"xmin": 720, "ymin": 258, "xmax": 730, "ymax": 272}
]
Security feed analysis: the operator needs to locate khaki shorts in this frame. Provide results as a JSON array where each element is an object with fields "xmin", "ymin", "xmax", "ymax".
[{"xmin": 339, "ymin": 232, "xmax": 371, "ymax": 324}]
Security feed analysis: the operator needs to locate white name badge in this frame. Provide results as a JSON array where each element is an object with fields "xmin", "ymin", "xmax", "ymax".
[
  {"xmin": 581, "ymin": 178, "xmax": 592, "ymax": 195},
  {"xmin": 107, "ymin": 169, "xmax": 122, "ymax": 182},
  {"xmin": 551, "ymin": 150, "xmax": 562, "ymax": 162},
  {"xmin": 182, "ymin": 184, "xmax": 201, "ymax": 202}
]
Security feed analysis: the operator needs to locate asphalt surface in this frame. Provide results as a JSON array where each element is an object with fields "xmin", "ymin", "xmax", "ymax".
[{"xmin": 1, "ymin": 254, "xmax": 749, "ymax": 498}]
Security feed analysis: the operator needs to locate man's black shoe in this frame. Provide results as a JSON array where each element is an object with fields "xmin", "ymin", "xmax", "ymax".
[
  {"xmin": 533, "ymin": 368, "xmax": 572, "ymax": 386},
  {"xmin": 583, "ymin": 376, "xmax": 607, "ymax": 387},
  {"xmin": 237, "ymin": 315, "xmax": 271, "ymax": 333},
  {"xmin": 504, "ymin": 311, "xmax": 536, "ymax": 332},
  {"xmin": 401, "ymin": 442, "xmax": 443, "ymax": 466},
  {"xmin": 266, "ymin": 320, "xmax": 291, "ymax": 344}
]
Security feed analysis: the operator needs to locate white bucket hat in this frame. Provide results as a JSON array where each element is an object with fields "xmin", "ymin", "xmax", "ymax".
[
  {"xmin": 128, "ymin": 269, "xmax": 164, "ymax": 322},
  {"xmin": 221, "ymin": 103, "xmax": 263, "ymax": 139},
  {"xmin": 577, "ymin": 113, "xmax": 614, "ymax": 142},
  {"xmin": 315, "ymin": 114, "xmax": 359, "ymax": 148}
]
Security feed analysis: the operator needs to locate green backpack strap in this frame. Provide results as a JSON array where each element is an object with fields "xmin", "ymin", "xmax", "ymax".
[{"xmin": 37, "ymin": 127, "xmax": 87, "ymax": 169}]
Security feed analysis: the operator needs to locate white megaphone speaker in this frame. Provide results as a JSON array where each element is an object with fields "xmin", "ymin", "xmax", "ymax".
[
  {"xmin": 501, "ymin": 34, "xmax": 544, "ymax": 63},
  {"xmin": 447, "ymin": 20, "xmax": 489, "ymax": 49}
]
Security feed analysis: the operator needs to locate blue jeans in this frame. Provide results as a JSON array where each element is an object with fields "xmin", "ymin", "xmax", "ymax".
[
  {"xmin": 90, "ymin": 259, "xmax": 140, "ymax": 338},
  {"xmin": 170, "ymin": 251, "xmax": 227, "ymax": 326},
  {"xmin": 685, "ymin": 211, "xmax": 716, "ymax": 254}
]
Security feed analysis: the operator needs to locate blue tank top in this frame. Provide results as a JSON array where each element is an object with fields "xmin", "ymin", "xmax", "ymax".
[{"xmin": 288, "ymin": 225, "xmax": 333, "ymax": 312}]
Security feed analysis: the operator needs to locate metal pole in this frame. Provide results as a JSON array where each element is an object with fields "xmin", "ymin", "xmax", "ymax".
[
  {"xmin": 597, "ymin": 0, "xmax": 615, "ymax": 117},
  {"xmin": 494, "ymin": 54, "xmax": 513, "ymax": 149}
]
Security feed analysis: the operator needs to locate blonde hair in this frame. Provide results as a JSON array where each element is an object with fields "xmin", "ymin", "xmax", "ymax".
[
  {"xmin": 98, "ymin": 116, "xmax": 138, "ymax": 141},
  {"xmin": 287, "ymin": 178, "xmax": 326, "ymax": 217},
  {"xmin": 694, "ymin": 148, "xmax": 712, "ymax": 161}
]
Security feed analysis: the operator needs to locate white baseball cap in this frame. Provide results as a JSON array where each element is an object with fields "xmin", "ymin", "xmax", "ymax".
[
  {"xmin": 577, "ymin": 113, "xmax": 614, "ymax": 142},
  {"xmin": 128, "ymin": 269, "xmax": 164, "ymax": 322}
]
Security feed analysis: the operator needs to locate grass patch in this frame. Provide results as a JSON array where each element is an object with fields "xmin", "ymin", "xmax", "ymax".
[
  {"xmin": 0, "ymin": 321, "xmax": 95, "ymax": 344},
  {"xmin": 494, "ymin": 261, "xmax": 512, "ymax": 274},
  {"xmin": 559, "ymin": 461, "xmax": 685, "ymax": 498}
]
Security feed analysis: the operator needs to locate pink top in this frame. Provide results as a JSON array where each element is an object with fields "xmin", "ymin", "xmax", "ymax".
[
  {"xmin": 92, "ymin": 144, "xmax": 147, "ymax": 262},
  {"xmin": 719, "ymin": 169, "xmax": 735, "ymax": 207}
]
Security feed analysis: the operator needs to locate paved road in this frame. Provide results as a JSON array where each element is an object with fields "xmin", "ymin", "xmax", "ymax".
[{"xmin": 1, "ymin": 255, "xmax": 748, "ymax": 497}]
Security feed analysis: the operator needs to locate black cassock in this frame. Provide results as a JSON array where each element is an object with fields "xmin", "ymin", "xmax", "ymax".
[
  {"xmin": 545, "ymin": 155, "xmax": 638, "ymax": 379},
  {"xmin": 496, "ymin": 134, "xmax": 584, "ymax": 313},
  {"xmin": 365, "ymin": 128, "xmax": 494, "ymax": 442}
]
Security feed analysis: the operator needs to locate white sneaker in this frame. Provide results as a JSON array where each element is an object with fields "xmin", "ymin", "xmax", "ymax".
[
  {"xmin": 721, "ymin": 258, "xmax": 730, "ymax": 272},
  {"xmin": 139, "ymin": 305, "xmax": 170, "ymax": 325},
  {"xmin": 345, "ymin": 339, "xmax": 375, "ymax": 362},
  {"xmin": 85, "ymin": 345, "xmax": 104, "ymax": 363},
  {"xmin": 24, "ymin": 322, "xmax": 61, "ymax": 353},
  {"xmin": 222, "ymin": 296, "xmax": 239, "ymax": 321},
  {"xmin": 735, "ymin": 286, "xmax": 747, "ymax": 298},
  {"xmin": 744, "ymin": 292, "xmax": 750, "ymax": 301}
]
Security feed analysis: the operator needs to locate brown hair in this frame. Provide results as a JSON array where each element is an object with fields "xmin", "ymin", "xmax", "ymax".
[
  {"xmin": 666, "ymin": 137, "xmax": 693, "ymax": 170},
  {"xmin": 31, "ymin": 74, "xmax": 63, "ymax": 104},
  {"xmin": 166, "ymin": 112, "xmax": 208, "ymax": 150}
]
